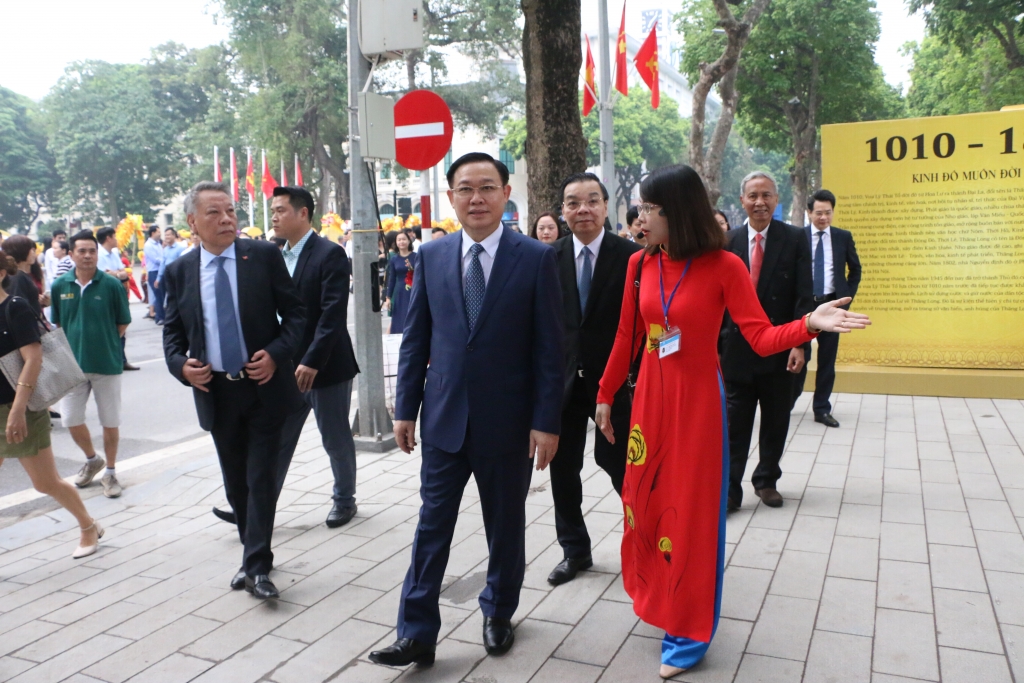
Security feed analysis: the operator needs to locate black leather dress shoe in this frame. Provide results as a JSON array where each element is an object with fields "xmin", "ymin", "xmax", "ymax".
[
  {"xmin": 212, "ymin": 507, "xmax": 237, "ymax": 525},
  {"xmin": 547, "ymin": 555, "xmax": 594, "ymax": 586},
  {"xmin": 483, "ymin": 616, "xmax": 514, "ymax": 655},
  {"xmin": 326, "ymin": 503, "xmax": 357, "ymax": 528},
  {"xmin": 244, "ymin": 574, "xmax": 279, "ymax": 599},
  {"xmin": 368, "ymin": 638, "xmax": 435, "ymax": 667},
  {"xmin": 815, "ymin": 413, "xmax": 841, "ymax": 428},
  {"xmin": 230, "ymin": 568, "xmax": 246, "ymax": 590},
  {"xmin": 756, "ymin": 487, "xmax": 784, "ymax": 508},
  {"xmin": 727, "ymin": 496, "xmax": 740, "ymax": 512}
]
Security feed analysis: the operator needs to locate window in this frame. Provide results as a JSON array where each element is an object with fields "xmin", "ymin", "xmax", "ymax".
[
  {"xmin": 503, "ymin": 201, "xmax": 518, "ymax": 220},
  {"xmin": 380, "ymin": 203, "xmax": 395, "ymax": 217},
  {"xmin": 444, "ymin": 149, "xmax": 453, "ymax": 172},
  {"xmin": 499, "ymin": 148, "xmax": 516, "ymax": 174},
  {"xmin": 380, "ymin": 164, "xmax": 391, "ymax": 179}
]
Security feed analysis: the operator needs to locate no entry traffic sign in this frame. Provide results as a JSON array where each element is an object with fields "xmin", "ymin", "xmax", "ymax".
[{"xmin": 394, "ymin": 90, "xmax": 454, "ymax": 171}]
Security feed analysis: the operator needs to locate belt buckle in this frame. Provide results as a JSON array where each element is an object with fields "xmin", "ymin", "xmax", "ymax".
[
  {"xmin": 226, "ymin": 370, "xmax": 247, "ymax": 381},
  {"xmin": 577, "ymin": 368, "xmax": 585, "ymax": 378}
]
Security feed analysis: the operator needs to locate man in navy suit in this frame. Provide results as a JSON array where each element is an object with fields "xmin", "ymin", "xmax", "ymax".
[
  {"xmin": 369, "ymin": 153, "xmax": 563, "ymax": 667},
  {"xmin": 793, "ymin": 189, "xmax": 862, "ymax": 426}
]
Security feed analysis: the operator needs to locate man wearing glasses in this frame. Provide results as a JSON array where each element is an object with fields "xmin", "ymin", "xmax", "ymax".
[
  {"xmin": 371, "ymin": 152, "xmax": 563, "ymax": 667},
  {"xmin": 545, "ymin": 173, "xmax": 641, "ymax": 588}
]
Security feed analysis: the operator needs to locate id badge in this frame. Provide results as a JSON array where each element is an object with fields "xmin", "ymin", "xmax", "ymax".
[{"xmin": 658, "ymin": 326, "xmax": 681, "ymax": 358}]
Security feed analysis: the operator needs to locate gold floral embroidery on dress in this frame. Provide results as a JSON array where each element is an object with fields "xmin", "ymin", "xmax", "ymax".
[
  {"xmin": 647, "ymin": 323, "xmax": 664, "ymax": 353},
  {"xmin": 658, "ymin": 537, "xmax": 673, "ymax": 553},
  {"xmin": 626, "ymin": 425, "xmax": 647, "ymax": 466},
  {"xmin": 625, "ymin": 505, "xmax": 635, "ymax": 529}
]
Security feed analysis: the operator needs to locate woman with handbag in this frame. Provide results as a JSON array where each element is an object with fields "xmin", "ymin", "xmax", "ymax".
[
  {"xmin": 595, "ymin": 165, "xmax": 870, "ymax": 678},
  {"xmin": 0, "ymin": 254, "xmax": 102, "ymax": 559}
]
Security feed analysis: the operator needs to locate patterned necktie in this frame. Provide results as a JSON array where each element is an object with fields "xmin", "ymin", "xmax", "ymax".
[
  {"xmin": 579, "ymin": 246, "xmax": 593, "ymax": 314},
  {"xmin": 814, "ymin": 231, "xmax": 826, "ymax": 297},
  {"xmin": 750, "ymin": 232, "xmax": 765, "ymax": 287},
  {"xmin": 465, "ymin": 243, "xmax": 486, "ymax": 331},
  {"xmin": 214, "ymin": 256, "xmax": 246, "ymax": 375}
]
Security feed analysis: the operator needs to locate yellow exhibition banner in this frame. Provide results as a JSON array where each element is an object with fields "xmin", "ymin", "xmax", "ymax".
[{"xmin": 821, "ymin": 109, "xmax": 1024, "ymax": 370}]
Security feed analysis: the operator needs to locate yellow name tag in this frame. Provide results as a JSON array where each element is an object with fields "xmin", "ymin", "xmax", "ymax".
[{"xmin": 60, "ymin": 293, "xmax": 75, "ymax": 300}]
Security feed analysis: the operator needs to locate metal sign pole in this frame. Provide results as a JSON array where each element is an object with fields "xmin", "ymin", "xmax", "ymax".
[{"xmin": 349, "ymin": 0, "xmax": 395, "ymax": 451}]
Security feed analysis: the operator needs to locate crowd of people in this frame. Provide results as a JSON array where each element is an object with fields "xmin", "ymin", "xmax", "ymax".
[{"xmin": 0, "ymin": 150, "xmax": 868, "ymax": 679}]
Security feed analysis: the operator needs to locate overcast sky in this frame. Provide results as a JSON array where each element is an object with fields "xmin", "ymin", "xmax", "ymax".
[{"xmin": 2, "ymin": 0, "xmax": 924, "ymax": 102}]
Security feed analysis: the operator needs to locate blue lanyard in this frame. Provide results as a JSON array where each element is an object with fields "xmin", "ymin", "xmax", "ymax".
[{"xmin": 658, "ymin": 254, "xmax": 691, "ymax": 329}]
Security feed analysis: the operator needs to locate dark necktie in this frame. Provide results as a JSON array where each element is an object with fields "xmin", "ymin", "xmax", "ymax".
[
  {"xmin": 465, "ymin": 243, "xmax": 485, "ymax": 331},
  {"xmin": 215, "ymin": 256, "xmax": 246, "ymax": 375},
  {"xmin": 814, "ymin": 231, "xmax": 826, "ymax": 298},
  {"xmin": 579, "ymin": 245, "xmax": 593, "ymax": 314}
]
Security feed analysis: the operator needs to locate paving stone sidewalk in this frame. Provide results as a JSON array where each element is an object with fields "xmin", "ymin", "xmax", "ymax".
[{"xmin": 0, "ymin": 393, "xmax": 1023, "ymax": 683}]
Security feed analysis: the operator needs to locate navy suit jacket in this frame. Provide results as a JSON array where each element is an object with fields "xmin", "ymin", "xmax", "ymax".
[
  {"xmin": 394, "ymin": 227, "xmax": 564, "ymax": 454},
  {"xmin": 804, "ymin": 225, "xmax": 861, "ymax": 301}
]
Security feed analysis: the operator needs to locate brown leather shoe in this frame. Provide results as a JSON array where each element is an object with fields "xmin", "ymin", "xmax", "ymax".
[{"xmin": 755, "ymin": 487, "xmax": 784, "ymax": 507}]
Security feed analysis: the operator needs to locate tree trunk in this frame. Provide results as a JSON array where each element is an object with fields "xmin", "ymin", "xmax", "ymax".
[
  {"xmin": 688, "ymin": 0, "xmax": 771, "ymax": 204},
  {"xmin": 784, "ymin": 51, "xmax": 819, "ymax": 226},
  {"xmin": 521, "ymin": 0, "xmax": 586, "ymax": 222},
  {"xmin": 319, "ymin": 164, "xmax": 332, "ymax": 218},
  {"xmin": 107, "ymin": 179, "xmax": 119, "ymax": 227},
  {"xmin": 405, "ymin": 52, "xmax": 419, "ymax": 90}
]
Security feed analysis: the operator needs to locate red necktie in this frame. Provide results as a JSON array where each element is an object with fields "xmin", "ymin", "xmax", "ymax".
[{"xmin": 750, "ymin": 232, "xmax": 764, "ymax": 287}]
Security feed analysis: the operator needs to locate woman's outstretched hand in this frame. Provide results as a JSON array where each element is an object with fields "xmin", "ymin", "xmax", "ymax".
[
  {"xmin": 596, "ymin": 403, "xmax": 615, "ymax": 444},
  {"xmin": 808, "ymin": 297, "xmax": 872, "ymax": 333}
]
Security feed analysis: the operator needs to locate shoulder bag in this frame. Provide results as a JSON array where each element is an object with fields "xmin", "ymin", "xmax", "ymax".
[
  {"xmin": 625, "ymin": 252, "xmax": 646, "ymax": 399},
  {"xmin": 0, "ymin": 296, "xmax": 86, "ymax": 412}
]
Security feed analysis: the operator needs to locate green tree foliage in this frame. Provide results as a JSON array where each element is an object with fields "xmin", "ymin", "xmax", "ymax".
[
  {"xmin": 219, "ymin": 0, "xmax": 350, "ymax": 218},
  {"xmin": 909, "ymin": 0, "xmax": 1024, "ymax": 71},
  {"xmin": 502, "ymin": 88, "xmax": 687, "ymax": 211},
  {"xmin": 734, "ymin": 0, "xmax": 901, "ymax": 222},
  {"xmin": 905, "ymin": 35, "xmax": 1024, "ymax": 116},
  {"xmin": 43, "ymin": 61, "xmax": 178, "ymax": 223},
  {"xmin": 0, "ymin": 87, "xmax": 58, "ymax": 231}
]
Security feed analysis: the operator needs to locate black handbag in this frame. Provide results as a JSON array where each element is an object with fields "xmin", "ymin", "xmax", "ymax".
[{"xmin": 625, "ymin": 253, "xmax": 646, "ymax": 398}]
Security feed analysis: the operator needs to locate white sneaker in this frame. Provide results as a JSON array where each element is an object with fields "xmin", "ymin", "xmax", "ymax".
[
  {"xmin": 74, "ymin": 458, "xmax": 105, "ymax": 488},
  {"xmin": 101, "ymin": 472, "xmax": 122, "ymax": 498}
]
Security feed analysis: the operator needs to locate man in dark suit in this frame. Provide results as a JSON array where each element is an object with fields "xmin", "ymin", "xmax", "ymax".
[
  {"xmin": 722, "ymin": 171, "xmax": 813, "ymax": 510},
  {"xmin": 793, "ymin": 189, "xmax": 861, "ymax": 426},
  {"xmin": 369, "ymin": 153, "xmax": 563, "ymax": 667},
  {"xmin": 547, "ymin": 172, "xmax": 641, "ymax": 586},
  {"xmin": 163, "ymin": 181, "xmax": 305, "ymax": 599},
  {"xmin": 271, "ymin": 186, "xmax": 361, "ymax": 525}
]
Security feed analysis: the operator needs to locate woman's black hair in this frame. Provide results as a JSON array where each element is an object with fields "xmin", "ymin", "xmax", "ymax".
[
  {"xmin": 639, "ymin": 165, "xmax": 727, "ymax": 260},
  {"xmin": 529, "ymin": 211, "xmax": 562, "ymax": 240},
  {"xmin": 714, "ymin": 209, "xmax": 732, "ymax": 230}
]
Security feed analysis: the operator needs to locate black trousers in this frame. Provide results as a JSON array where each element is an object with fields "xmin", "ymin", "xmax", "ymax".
[
  {"xmin": 398, "ymin": 430, "xmax": 533, "ymax": 643},
  {"xmin": 208, "ymin": 374, "xmax": 288, "ymax": 576},
  {"xmin": 548, "ymin": 376, "xmax": 629, "ymax": 559},
  {"xmin": 794, "ymin": 331, "xmax": 840, "ymax": 415},
  {"xmin": 727, "ymin": 370, "xmax": 794, "ymax": 505}
]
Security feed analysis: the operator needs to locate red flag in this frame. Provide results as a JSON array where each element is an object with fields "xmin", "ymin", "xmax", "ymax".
[
  {"xmin": 280, "ymin": 160, "xmax": 289, "ymax": 187},
  {"xmin": 615, "ymin": 3, "xmax": 629, "ymax": 96},
  {"xmin": 229, "ymin": 148, "xmax": 239, "ymax": 202},
  {"xmin": 261, "ymin": 154, "xmax": 278, "ymax": 198},
  {"xmin": 245, "ymin": 153, "xmax": 255, "ymax": 202},
  {"xmin": 214, "ymin": 146, "xmax": 222, "ymax": 182},
  {"xmin": 295, "ymin": 154, "xmax": 304, "ymax": 186},
  {"xmin": 634, "ymin": 26, "xmax": 659, "ymax": 109},
  {"xmin": 582, "ymin": 35, "xmax": 598, "ymax": 117}
]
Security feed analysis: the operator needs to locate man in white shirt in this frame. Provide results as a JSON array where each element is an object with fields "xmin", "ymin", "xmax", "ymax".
[
  {"xmin": 42, "ymin": 228, "xmax": 67, "ymax": 288},
  {"xmin": 96, "ymin": 227, "xmax": 138, "ymax": 371}
]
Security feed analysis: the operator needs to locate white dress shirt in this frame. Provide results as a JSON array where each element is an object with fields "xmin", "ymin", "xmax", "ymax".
[
  {"xmin": 199, "ymin": 243, "xmax": 249, "ymax": 372},
  {"xmin": 98, "ymin": 245, "xmax": 123, "ymax": 273},
  {"xmin": 747, "ymin": 223, "xmax": 769, "ymax": 264},
  {"xmin": 572, "ymin": 228, "xmax": 605, "ymax": 287},
  {"xmin": 461, "ymin": 226, "xmax": 503, "ymax": 288},
  {"xmin": 812, "ymin": 226, "xmax": 835, "ymax": 295}
]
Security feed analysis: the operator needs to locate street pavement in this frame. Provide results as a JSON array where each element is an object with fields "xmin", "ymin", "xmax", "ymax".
[{"xmin": 0, "ymin": 391, "xmax": 1023, "ymax": 682}]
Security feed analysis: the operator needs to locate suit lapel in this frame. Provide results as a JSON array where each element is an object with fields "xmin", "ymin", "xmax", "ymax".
[
  {"xmin": 186, "ymin": 249, "xmax": 206, "ymax": 363},
  {"xmin": 446, "ymin": 233, "xmax": 470, "ymax": 337},
  {"xmin": 558, "ymin": 239, "xmax": 581, "ymax": 321},
  {"xmin": 757, "ymin": 221, "xmax": 784, "ymax": 297},
  {"xmin": 293, "ymin": 231, "xmax": 317, "ymax": 283},
  {"xmin": 584, "ymin": 234, "xmax": 616, "ymax": 321},
  {"xmin": 729, "ymin": 228, "xmax": 749, "ymax": 269},
  {"xmin": 831, "ymin": 229, "xmax": 844, "ymax": 285},
  {"xmin": 470, "ymin": 228, "xmax": 522, "ymax": 341},
  {"xmin": 234, "ymin": 239, "xmax": 253, "ymax": 350}
]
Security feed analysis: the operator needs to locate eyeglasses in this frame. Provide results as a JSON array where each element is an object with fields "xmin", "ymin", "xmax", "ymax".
[
  {"xmin": 562, "ymin": 198, "xmax": 605, "ymax": 211},
  {"xmin": 639, "ymin": 203, "xmax": 661, "ymax": 215},
  {"xmin": 452, "ymin": 185, "xmax": 503, "ymax": 198}
]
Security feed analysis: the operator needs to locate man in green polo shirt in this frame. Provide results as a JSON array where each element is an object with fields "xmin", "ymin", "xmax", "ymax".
[{"xmin": 50, "ymin": 230, "xmax": 132, "ymax": 498}]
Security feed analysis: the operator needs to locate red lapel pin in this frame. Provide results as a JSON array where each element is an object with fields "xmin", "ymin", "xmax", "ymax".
[{"xmin": 242, "ymin": 256, "xmax": 248, "ymax": 260}]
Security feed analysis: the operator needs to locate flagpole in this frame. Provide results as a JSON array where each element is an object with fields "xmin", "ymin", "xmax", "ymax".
[
  {"xmin": 597, "ymin": 0, "xmax": 618, "ymax": 217},
  {"xmin": 294, "ymin": 153, "xmax": 300, "ymax": 186},
  {"xmin": 229, "ymin": 148, "xmax": 237, "ymax": 202},
  {"xmin": 247, "ymin": 148, "xmax": 254, "ymax": 226},
  {"xmin": 262, "ymin": 149, "xmax": 269, "ymax": 234},
  {"xmin": 214, "ymin": 146, "xmax": 220, "ymax": 182}
]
